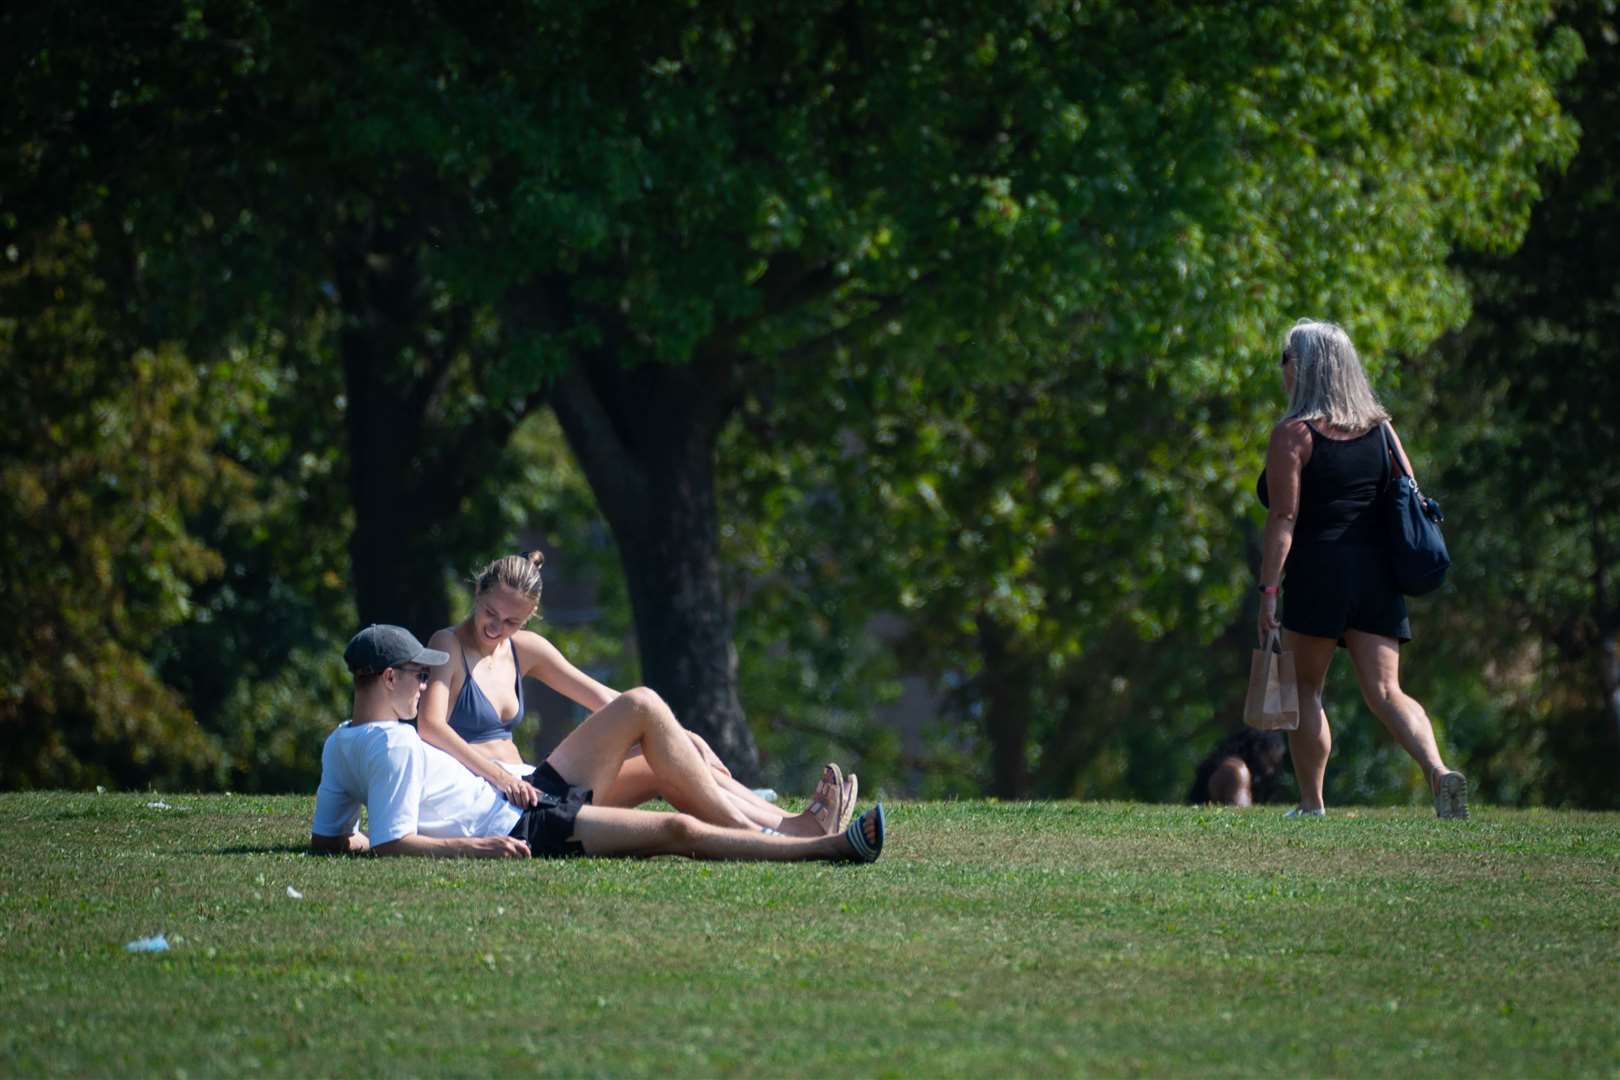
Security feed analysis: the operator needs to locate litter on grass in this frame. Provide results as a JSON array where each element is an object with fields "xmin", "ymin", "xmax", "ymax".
[
  {"xmin": 146, "ymin": 801, "xmax": 174, "ymax": 810},
  {"xmin": 125, "ymin": 934, "xmax": 170, "ymax": 954},
  {"xmin": 751, "ymin": 788, "xmax": 779, "ymax": 803},
  {"xmin": 286, "ymin": 886, "xmax": 304, "ymax": 900}
]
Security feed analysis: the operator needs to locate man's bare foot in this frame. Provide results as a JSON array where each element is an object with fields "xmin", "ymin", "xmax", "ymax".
[{"xmin": 840, "ymin": 804, "xmax": 886, "ymax": 863}]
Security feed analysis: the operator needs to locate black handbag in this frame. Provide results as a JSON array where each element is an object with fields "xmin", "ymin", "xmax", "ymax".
[{"xmin": 1379, "ymin": 423, "xmax": 1450, "ymax": 596}]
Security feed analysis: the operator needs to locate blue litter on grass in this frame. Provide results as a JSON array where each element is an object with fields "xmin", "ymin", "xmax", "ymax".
[
  {"xmin": 751, "ymin": 788, "xmax": 778, "ymax": 803},
  {"xmin": 125, "ymin": 934, "xmax": 170, "ymax": 953}
]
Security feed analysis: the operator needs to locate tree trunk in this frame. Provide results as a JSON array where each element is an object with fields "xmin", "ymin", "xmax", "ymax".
[
  {"xmin": 1591, "ymin": 510, "xmax": 1620, "ymax": 771},
  {"xmin": 1600, "ymin": 630, "xmax": 1620, "ymax": 757},
  {"xmin": 335, "ymin": 223, "xmax": 453, "ymax": 639},
  {"xmin": 549, "ymin": 351, "xmax": 761, "ymax": 780},
  {"xmin": 977, "ymin": 613, "xmax": 1033, "ymax": 799},
  {"xmin": 617, "ymin": 446, "xmax": 754, "ymax": 774}
]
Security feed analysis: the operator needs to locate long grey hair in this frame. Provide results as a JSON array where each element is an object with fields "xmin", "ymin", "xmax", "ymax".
[{"xmin": 1281, "ymin": 319, "xmax": 1390, "ymax": 429}]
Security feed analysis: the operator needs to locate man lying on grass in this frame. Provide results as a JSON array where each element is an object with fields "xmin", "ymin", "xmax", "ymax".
[{"xmin": 310, "ymin": 625, "xmax": 885, "ymax": 863}]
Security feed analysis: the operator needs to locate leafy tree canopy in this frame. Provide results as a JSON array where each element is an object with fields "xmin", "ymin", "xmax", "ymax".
[{"xmin": 0, "ymin": 0, "xmax": 1584, "ymax": 793}]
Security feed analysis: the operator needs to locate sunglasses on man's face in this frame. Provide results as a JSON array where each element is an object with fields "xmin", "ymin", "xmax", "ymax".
[{"xmin": 393, "ymin": 666, "xmax": 431, "ymax": 685}]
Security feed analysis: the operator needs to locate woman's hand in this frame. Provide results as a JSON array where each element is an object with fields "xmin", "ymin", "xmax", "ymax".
[
  {"xmin": 1257, "ymin": 593, "xmax": 1281, "ymax": 643},
  {"xmin": 490, "ymin": 771, "xmax": 541, "ymax": 809}
]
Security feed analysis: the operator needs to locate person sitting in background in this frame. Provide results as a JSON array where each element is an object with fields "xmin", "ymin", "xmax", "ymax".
[
  {"xmin": 309, "ymin": 624, "xmax": 885, "ymax": 863},
  {"xmin": 416, "ymin": 551, "xmax": 856, "ymax": 838},
  {"xmin": 1188, "ymin": 729, "xmax": 1289, "ymax": 807}
]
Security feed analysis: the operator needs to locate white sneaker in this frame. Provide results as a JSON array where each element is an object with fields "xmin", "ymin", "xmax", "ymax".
[
  {"xmin": 1284, "ymin": 806, "xmax": 1325, "ymax": 818},
  {"xmin": 1433, "ymin": 771, "xmax": 1469, "ymax": 820}
]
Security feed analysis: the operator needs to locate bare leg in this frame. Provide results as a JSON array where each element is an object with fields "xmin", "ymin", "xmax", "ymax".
[
  {"xmin": 705, "ymin": 761, "xmax": 830, "ymax": 837},
  {"xmin": 711, "ymin": 768, "xmax": 790, "ymax": 817},
  {"xmin": 599, "ymin": 751, "xmax": 782, "ymax": 815},
  {"xmin": 570, "ymin": 805, "xmax": 879, "ymax": 861},
  {"xmin": 676, "ymin": 730, "xmax": 799, "ymax": 821},
  {"xmin": 596, "ymin": 754, "xmax": 823, "ymax": 836},
  {"xmin": 544, "ymin": 688, "xmax": 757, "ymax": 831},
  {"xmin": 594, "ymin": 753, "xmax": 661, "ymax": 808},
  {"xmin": 1282, "ymin": 630, "xmax": 1339, "ymax": 812},
  {"xmin": 1343, "ymin": 630, "xmax": 1449, "ymax": 781}
]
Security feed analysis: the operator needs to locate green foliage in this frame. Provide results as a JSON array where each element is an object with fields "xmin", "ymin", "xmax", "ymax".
[
  {"xmin": 3, "ymin": 1, "xmax": 629, "ymax": 789},
  {"xmin": 721, "ymin": 0, "xmax": 1579, "ymax": 798},
  {"xmin": 148, "ymin": 316, "xmax": 360, "ymax": 791},
  {"xmin": 329, "ymin": 0, "xmax": 1581, "ymax": 393},
  {"xmin": 725, "ymin": 502, "xmax": 911, "ymax": 791},
  {"xmin": 2, "ymin": 2, "xmax": 365, "ymax": 789},
  {"xmin": 0, "ymin": 227, "xmax": 234, "ymax": 787},
  {"xmin": 1411, "ymin": 0, "xmax": 1620, "ymax": 807},
  {"xmin": 0, "ymin": 0, "xmax": 1595, "ymax": 802}
]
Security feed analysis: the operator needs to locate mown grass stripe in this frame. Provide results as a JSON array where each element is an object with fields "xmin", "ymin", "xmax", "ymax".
[{"xmin": 1, "ymin": 793, "xmax": 1616, "ymax": 1076}]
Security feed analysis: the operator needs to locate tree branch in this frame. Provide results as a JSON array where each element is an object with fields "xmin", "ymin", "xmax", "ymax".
[
  {"xmin": 771, "ymin": 275, "xmax": 936, "ymax": 370},
  {"xmin": 406, "ymin": 299, "xmax": 468, "ymax": 425}
]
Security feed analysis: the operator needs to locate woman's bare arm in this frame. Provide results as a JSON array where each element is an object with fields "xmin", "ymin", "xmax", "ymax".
[
  {"xmin": 516, "ymin": 630, "xmax": 619, "ymax": 713},
  {"xmin": 1258, "ymin": 420, "xmax": 1313, "ymax": 639},
  {"xmin": 516, "ymin": 630, "xmax": 732, "ymax": 773}
]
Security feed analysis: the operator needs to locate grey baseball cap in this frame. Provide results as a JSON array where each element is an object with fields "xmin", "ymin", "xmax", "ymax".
[{"xmin": 343, "ymin": 624, "xmax": 449, "ymax": 676}]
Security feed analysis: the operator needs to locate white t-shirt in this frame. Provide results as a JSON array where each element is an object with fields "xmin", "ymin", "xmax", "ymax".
[{"xmin": 310, "ymin": 720, "xmax": 522, "ymax": 845}]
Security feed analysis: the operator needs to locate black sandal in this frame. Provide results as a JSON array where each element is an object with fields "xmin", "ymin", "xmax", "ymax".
[{"xmin": 844, "ymin": 803, "xmax": 886, "ymax": 863}]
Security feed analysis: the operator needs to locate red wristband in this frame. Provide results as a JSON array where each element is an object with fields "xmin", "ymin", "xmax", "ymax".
[{"xmin": 1258, "ymin": 585, "xmax": 1280, "ymax": 596}]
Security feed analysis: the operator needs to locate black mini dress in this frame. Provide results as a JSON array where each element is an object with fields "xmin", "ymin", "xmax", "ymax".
[{"xmin": 1258, "ymin": 421, "xmax": 1410, "ymax": 646}]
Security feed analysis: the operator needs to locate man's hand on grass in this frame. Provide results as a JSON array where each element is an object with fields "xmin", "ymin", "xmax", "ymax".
[{"xmin": 471, "ymin": 836, "xmax": 530, "ymax": 858}]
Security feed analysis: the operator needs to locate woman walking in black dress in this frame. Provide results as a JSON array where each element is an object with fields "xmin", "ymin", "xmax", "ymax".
[{"xmin": 1257, "ymin": 320, "xmax": 1468, "ymax": 818}]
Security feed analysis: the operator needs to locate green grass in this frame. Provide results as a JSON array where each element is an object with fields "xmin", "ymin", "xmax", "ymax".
[{"xmin": 2, "ymin": 793, "xmax": 1618, "ymax": 1077}]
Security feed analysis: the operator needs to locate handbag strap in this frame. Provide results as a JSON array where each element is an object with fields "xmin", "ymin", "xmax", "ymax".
[{"xmin": 1380, "ymin": 422, "xmax": 1416, "ymax": 482}]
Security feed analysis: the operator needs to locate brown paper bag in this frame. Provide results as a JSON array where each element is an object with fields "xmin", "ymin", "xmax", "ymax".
[{"xmin": 1244, "ymin": 629, "xmax": 1300, "ymax": 731}]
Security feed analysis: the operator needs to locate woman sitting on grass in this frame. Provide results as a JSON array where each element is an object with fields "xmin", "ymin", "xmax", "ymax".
[{"xmin": 416, "ymin": 551, "xmax": 856, "ymax": 838}]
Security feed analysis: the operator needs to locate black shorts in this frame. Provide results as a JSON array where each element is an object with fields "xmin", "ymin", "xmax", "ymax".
[
  {"xmin": 1282, "ymin": 542, "xmax": 1411, "ymax": 646},
  {"xmin": 507, "ymin": 761, "xmax": 593, "ymax": 858}
]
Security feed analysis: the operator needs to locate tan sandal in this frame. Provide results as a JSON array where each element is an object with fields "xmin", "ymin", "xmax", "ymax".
[
  {"xmin": 807, "ymin": 763, "xmax": 843, "ymax": 833},
  {"xmin": 837, "ymin": 772, "xmax": 858, "ymax": 834}
]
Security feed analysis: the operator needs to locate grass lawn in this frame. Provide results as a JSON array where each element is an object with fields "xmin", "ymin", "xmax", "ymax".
[{"xmin": 2, "ymin": 792, "xmax": 1617, "ymax": 1077}]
